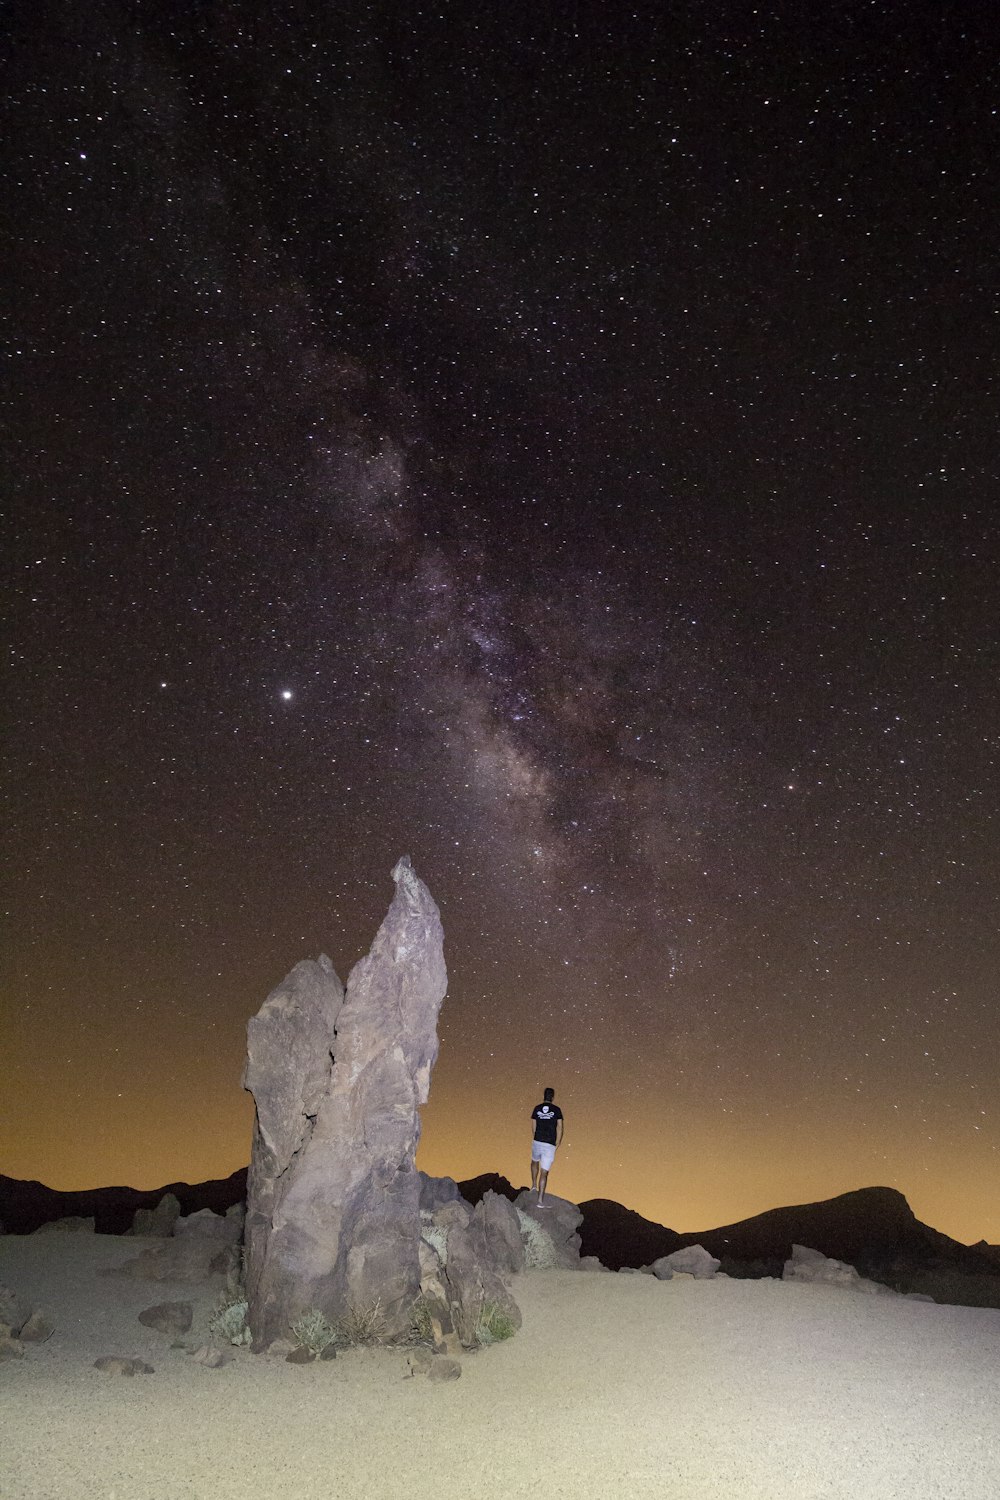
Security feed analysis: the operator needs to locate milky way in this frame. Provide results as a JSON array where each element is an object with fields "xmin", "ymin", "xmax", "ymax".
[{"xmin": 4, "ymin": 2, "xmax": 998, "ymax": 1241}]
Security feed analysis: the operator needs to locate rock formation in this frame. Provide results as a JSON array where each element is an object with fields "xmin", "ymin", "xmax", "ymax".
[{"xmin": 243, "ymin": 857, "xmax": 448, "ymax": 1349}]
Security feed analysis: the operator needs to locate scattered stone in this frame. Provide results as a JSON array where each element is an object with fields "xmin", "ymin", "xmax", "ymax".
[
  {"xmin": 285, "ymin": 1345, "xmax": 315, "ymax": 1364},
  {"xmin": 419, "ymin": 1173, "xmax": 462, "ymax": 1213},
  {"xmin": 618, "ymin": 1266, "xmax": 641, "ymax": 1275},
  {"xmin": 34, "ymin": 1216, "xmax": 95, "ymax": 1234},
  {"xmin": 0, "ymin": 1284, "xmax": 27, "ymax": 1334},
  {"xmin": 190, "ymin": 1344, "xmax": 228, "ymax": 1368},
  {"xmin": 17, "ymin": 1311, "xmax": 54, "ymax": 1343},
  {"xmin": 783, "ymin": 1244, "xmax": 890, "ymax": 1294},
  {"xmin": 903, "ymin": 1292, "xmax": 936, "ymax": 1303},
  {"xmin": 514, "ymin": 1192, "xmax": 583, "ymax": 1268},
  {"xmin": 474, "ymin": 1192, "xmax": 525, "ymax": 1276},
  {"xmin": 656, "ymin": 1245, "xmax": 720, "ymax": 1280},
  {"xmin": 128, "ymin": 1193, "xmax": 181, "ymax": 1238},
  {"xmin": 406, "ymin": 1347, "xmax": 435, "ymax": 1377},
  {"xmin": 93, "ymin": 1356, "xmax": 154, "ymax": 1376},
  {"xmin": 649, "ymin": 1260, "xmax": 674, "ymax": 1280},
  {"xmin": 433, "ymin": 1200, "xmax": 473, "ymax": 1231},
  {"xmin": 427, "ymin": 1356, "xmax": 462, "ymax": 1382},
  {"xmin": 319, "ymin": 1342, "xmax": 338, "ymax": 1360},
  {"xmin": 579, "ymin": 1255, "xmax": 606, "ymax": 1272},
  {"xmin": 0, "ymin": 1337, "xmax": 25, "ymax": 1361},
  {"xmin": 138, "ymin": 1301, "xmax": 193, "ymax": 1335},
  {"xmin": 264, "ymin": 1337, "xmax": 297, "ymax": 1358},
  {"xmin": 243, "ymin": 858, "xmax": 450, "ymax": 1349},
  {"xmin": 112, "ymin": 1210, "xmax": 241, "ymax": 1283}
]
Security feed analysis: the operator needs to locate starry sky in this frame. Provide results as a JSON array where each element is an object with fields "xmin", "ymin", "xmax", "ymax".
[{"xmin": 4, "ymin": 2, "xmax": 998, "ymax": 1245}]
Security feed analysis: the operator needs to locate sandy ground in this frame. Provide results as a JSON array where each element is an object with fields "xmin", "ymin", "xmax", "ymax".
[{"xmin": 1, "ymin": 1233, "xmax": 998, "ymax": 1500}]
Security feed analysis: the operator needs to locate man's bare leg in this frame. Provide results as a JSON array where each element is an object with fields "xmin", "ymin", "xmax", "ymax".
[
  {"xmin": 537, "ymin": 1167, "xmax": 549, "ymax": 1205},
  {"xmin": 531, "ymin": 1159, "xmax": 540, "ymax": 1193}
]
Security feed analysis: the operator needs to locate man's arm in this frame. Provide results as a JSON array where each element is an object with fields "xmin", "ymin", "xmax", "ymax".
[{"xmin": 556, "ymin": 1114, "xmax": 564, "ymax": 1147}]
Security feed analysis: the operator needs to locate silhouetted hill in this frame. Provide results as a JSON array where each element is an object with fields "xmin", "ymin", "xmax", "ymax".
[
  {"xmin": 0, "ymin": 1169, "xmax": 247, "ymax": 1236},
  {"xmin": 579, "ymin": 1185, "xmax": 1000, "ymax": 1295},
  {"xmin": 457, "ymin": 1172, "xmax": 521, "ymax": 1206},
  {"xmin": 578, "ymin": 1199, "xmax": 682, "ymax": 1270},
  {"xmin": 677, "ymin": 1187, "xmax": 998, "ymax": 1278}
]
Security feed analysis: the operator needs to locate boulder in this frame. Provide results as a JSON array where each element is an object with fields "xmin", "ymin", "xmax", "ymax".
[
  {"xmin": 34, "ymin": 1215, "xmax": 95, "ymax": 1234},
  {"xmin": 654, "ymin": 1245, "xmax": 720, "ymax": 1280},
  {"xmin": 0, "ymin": 1337, "xmax": 25, "ymax": 1360},
  {"xmin": 93, "ymin": 1356, "xmax": 154, "ymax": 1376},
  {"xmin": 138, "ymin": 1301, "xmax": 193, "ymax": 1335},
  {"xmin": 515, "ymin": 1191, "xmax": 583, "ymax": 1268},
  {"xmin": 428, "ymin": 1355, "xmax": 462, "ymax": 1381},
  {"xmin": 438, "ymin": 1218, "xmax": 522, "ymax": 1348},
  {"xmin": 244, "ymin": 858, "xmax": 449, "ymax": 1349},
  {"xmin": 419, "ymin": 1173, "xmax": 463, "ymax": 1213},
  {"xmin": 649, "ymin": 1259, "xmax": 674, "ymax": 1281},
  {"xmin": 783, "ymin": 1244, "xmax": 890, "ymax": 1295},
  {"xmin": 0, "ymin": 1284, "xmax": 28, "ymax": 1335},
  {"xmin": 128, "ymin": 1193, "xmax": 181, "ymax": 1238},
  {"xmin": 17, "ymin": 1310, "xmax": 54, "ymax": 1343},
  {"xmin": 190, "ymin": 1344, "xmax": 228, "ymax": 1368},
  {"xmin": 474, "ymin": 1192, "xmax": 525, "ymax": 1276},
  {"xmin": 112, "ymin": 1209, "xmax": 241, "ymax": 1283}
]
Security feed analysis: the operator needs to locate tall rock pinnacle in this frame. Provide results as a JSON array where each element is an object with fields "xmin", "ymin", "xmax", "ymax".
[{"xmin": 242, "ymin": 857, "xmax": 447, "ymax": 1348}]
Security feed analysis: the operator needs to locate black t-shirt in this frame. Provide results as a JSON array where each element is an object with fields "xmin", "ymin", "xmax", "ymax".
[{"xmin": 531, "ymin": 1102, "xmax": 563, "ymax": 1145}]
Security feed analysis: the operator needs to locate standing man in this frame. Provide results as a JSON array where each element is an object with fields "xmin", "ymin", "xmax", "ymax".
[{"xmin": 530, "ymin": 1087, "xmax": 564, "ymax": 1206}]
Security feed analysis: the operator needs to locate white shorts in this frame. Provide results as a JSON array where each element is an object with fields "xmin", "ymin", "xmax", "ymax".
[{"xmin": 531, "ymin": 1141, "xmax": 556, "ymax": 1171}]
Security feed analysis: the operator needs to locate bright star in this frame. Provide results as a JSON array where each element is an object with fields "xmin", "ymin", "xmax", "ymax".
[{"xmin": 281, "ymin": 690, "xmax": 293, "ymax": 701}]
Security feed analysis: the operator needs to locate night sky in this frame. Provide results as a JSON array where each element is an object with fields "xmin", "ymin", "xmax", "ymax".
[{"xmin": 4, "ymin": 3, "xmax": 998, "ymax": 1245}]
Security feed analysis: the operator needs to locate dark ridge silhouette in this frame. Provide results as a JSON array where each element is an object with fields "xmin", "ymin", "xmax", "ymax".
[
  {"xmin": 456, "ymin": 1172, "xmax": 521, "ymax": 1206},
  {"xmin": 2, "ymin": 1170, "xmax": 998, "ymax": 1308},
  {"xmin": 0, "ymin": 1169, "xmax": 247, "ymax": 1236},
  {"xmin": 577, "ymin": 1198, "xmax": 682, "ymax": 1271},
  {"xmin": 580, "ymin": 1185, "xmax": 1000, "ymax": 1284}
]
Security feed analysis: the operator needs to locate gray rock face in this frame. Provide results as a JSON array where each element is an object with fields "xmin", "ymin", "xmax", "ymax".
[
  {"xmin": 654, "ymin": 1245, "xmax": 720, "ymax": 1280},
  {"xmin": 419, "ymin": 1173, "xmax": 463, "ymax": 1214},
  {"xmin": 244, "ymin": 858, "xmax": 448, "ymax": 1349},
  {"xmin": 129, "ymin": 1193, "xmax": 181, "ymax": 1238},
  {"xmin": 138, "ymin": 1301, "xmax": 193, "ymax": 1335},
  {"xmin": 514, "ymin": 1191, "xmax": 583, "ymax": 1268},
  {"xmin": 783, "ymin": 1243, "xmax": 890, "ymax": 1295},
  {"xmin": 112, "ymin": 1209, "xmax": 242, "ymax": 1283},
  {"xmin": 475, "ymin": 1192, "xmax": 525, "ymax": 1277}
]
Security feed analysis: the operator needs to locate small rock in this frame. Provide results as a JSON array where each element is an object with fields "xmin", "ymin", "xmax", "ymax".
[
  {"xmin": 264, "ymin": 1337, "xmax": 297, "ymax": 1358},
  {"xmin": 18, "ymin": 1311, "xmax": 54, "ymax": 1343},
  {"xmin": 138, "ymin": 1301, "xmax": 193, "ymax": 1335},
  {"xmin": 319, "ymin": 1342, "xmax": 338, "ymax": 1361},
  {"xmin": 34, "ymin": 1216, "xmax": 96, "ymax": 1234},
  {"xmin": 93, "ymin": 1356, "xmax": 155, "ymax": 1376},
  {"xmin": 406, "ymin": 1348, "xmax": 434, "ymax": 1377},
  {"xmin": 285, "ymin": 1346, "xmax": 315, "ymax": 1364},
  {"xmin": 657, "ymin": 1245, "xmax": 720, "ymax": 1280},
  {"xmin": 0, "ymin": 1284, "xmax": 28, "ymax": 1332},
  {"xmin": 190, "ymin": 1344, "xmax": 228, "ymax": 1368},
  {"xmin": 0, "ymin": 1337, "xmax": 25, "ymax": 1361},
  {"xmin": 427, "ymin": 1356, "xmax": 462, "ymax": 1381}
]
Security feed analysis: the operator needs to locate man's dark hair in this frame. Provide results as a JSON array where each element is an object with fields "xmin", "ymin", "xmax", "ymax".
[{"xmin": 543, "ymin": 1087, "xmax": 555, "ymax": 1101}]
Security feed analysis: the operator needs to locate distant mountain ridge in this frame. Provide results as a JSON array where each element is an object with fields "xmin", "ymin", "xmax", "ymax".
[
  {"xmin": 2, "ymin": 1171, "xmax": 997, "ymax": 1299},
  {"xmin": 0, "ymin": 1170, "xmax": 249, "ymax": 1236},
  {"xmin": 578, "ymin": 1186, "xmax": 999, "ymax": 1279}
]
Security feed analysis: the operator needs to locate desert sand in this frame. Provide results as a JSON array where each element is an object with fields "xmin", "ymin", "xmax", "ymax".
[{"xmin": 1, "ymin": 1231, "xmax": 998, "ymax": 1500}]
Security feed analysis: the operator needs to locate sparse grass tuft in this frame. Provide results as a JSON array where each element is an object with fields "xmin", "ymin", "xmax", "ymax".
[
  {"xmin": 290, "ymin": 1308, "xmax": 335, "ymax": 1356},
  {"xmin": 407, "ymin": 1296, "xmax": 434, "ymax": 1345},
  {"xmin": 335, "ymin": 1298, "xmax": 387, "ymax": 1347},
  {"xmin": 209, "ymin": 1296, "xmax": 252, "ymax": 1346},
  {"xmin": 475, "ymin": 1300, "xmax": 518, "ymax": 1345}
]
